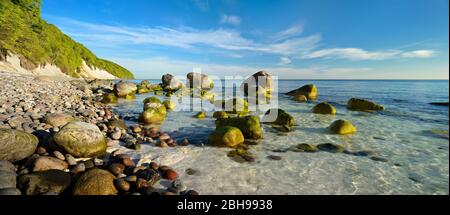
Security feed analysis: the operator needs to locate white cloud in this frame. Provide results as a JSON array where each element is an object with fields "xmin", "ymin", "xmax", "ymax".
[
  {"xmin": 279, "ymin": 57, "xmax": 292, "ymax": 65},
  {"xmin": 303, "ymin": 48, "xmax": 434, "ymax": 60},
  {"xmin": 274, "ymin": 24, "xmax": 304, "ymax": 41},
  {"xmin": 220, "ymin": 14, "xmax": 241, "ymax": 26}
]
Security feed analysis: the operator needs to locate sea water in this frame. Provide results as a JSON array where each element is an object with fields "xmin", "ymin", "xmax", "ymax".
[{"xmin": 112, "ymin": 80, "xmax": 449, "ymax": 194}]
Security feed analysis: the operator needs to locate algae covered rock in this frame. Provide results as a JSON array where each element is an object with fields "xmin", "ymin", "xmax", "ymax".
[
  {"xmin": 286, "ymin": 84, "xmax": 317, "ymax": 100},
  {"xmin": 143, "ymin": 96, "xmax": 162, "ymax": 105},
  {"xmin": 213, "ymin": 111, "xmax": 229, "ymax": 119},
  {"xmin": 328, "ymin": 120, "xmax": 357, "ymax": 135},
  {"xmin": 347, "ymin": 98, "xmax": 384, "ymax": 111},
  {"xmin": 194, "ymin": 111, "xmax": 206, "ymax": 119},
  {"xmin": 139, "ymin": 105, "xmax": 167, "ymax": 124},
  {"xmin": 52, "ymin": 121, "xmax": 107, "ymax": 158},
  {"xmin": 163, "ymin": 100, "xmax": 177, "ymax": 111},
  {"xmin": 216, "ymin": 116, "xmax": 262, "ymax": 139},
  {"xmin": 101, "ymin": 93, "xmax": 118, "ymax": 104},
  {"xmin": 312, "ymin": 102, "xmax": 337, "ymax": 115},
  {"xmin": 262, "ymin": 109, "xmax": 295, "ymax": 131},
  {"xmin": 73, "ymin": 169, "xmax": 118, "ymax": 195},
  {"xmin": 114, "ymin": 81, "xmax": 137, "ymax": 98},
  {"xmin": 293, "ymin": 95, "xmax": 308, "ymax": 103},
  {"xmin": 296, "ymin": 143, "xmax": 319, "ymax": 152},
  {"xmin": 0, "ymin": 129, "xmax": 38, "ymax": 162},
  {"xmin": 208, "ymin": 126, "xmax": 245, "ymax": 147}
]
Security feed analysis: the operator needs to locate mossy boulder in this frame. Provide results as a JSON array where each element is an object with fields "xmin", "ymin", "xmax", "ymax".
[
  {"xmin": 194, "ymin": 112, "xmax": 206, "ymax": 119},
  {"xmin": 216, "ymin": 116, "xmax": 263, "ymax": 139},
  {"xmin": 312, "ymin": 102, "xmax": 337, "ymax": 115},
  {"xmin": 200, "ymin": 90, "xmax": 216, "ymax": 102},
  {"xmin": 328, "ymin": 120, "xmax": 357, "ymax": 135},
  {"xmin": 0, "ymin": 129, "xmax": 38, "ymax": 162},
  {"xmin": 217, "ymin": 98, "xmax": 249, "ymax": 114},
  {"xmin": 187, "ymin": 72, "xmax": 214, "ymax": 90},
  {"xmin": 286, "ymin": 84, "xmax": 317, "ymax": 100},
  {"xmin": 143, "ymin": 96, "xmax": 162, "ymax": 105},
  {"xmin": 208, "ymin": 126, "xmax": 244, "ymax": 147},
  {"xmin": 213, "ymin": 111, "xmax": 229, "ymax": 119},
  {"xmin": 163, "ymin": 100, "xmax": 176, "ymax": 111},
  {"xmin": 101, "ymin": 93, "xmax": 118, "ymax": 104},
  {"xmin": 114, "ymin": 81, "xmax": 137, "ymax": 98},
  {"xmin": 52, "ymin": 121, "xmax": 107, "ymax": 158},
  {"xmin": 347, "ymin": 98, "xmax": 384, "ymax": 111},
  {"xmin": 139, "ymin": 105, "xmax": 167, "ymax": 124},
  {"xmin": 73, "ymin": 169, "xmax": 118, "ymax": 195},
  {"xmin": 262, "ymin": 109, "xmax": 295, "ymax": 131}
]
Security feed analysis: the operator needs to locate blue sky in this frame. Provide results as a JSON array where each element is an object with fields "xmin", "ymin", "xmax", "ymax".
[{"xmin": 42, "ymin": 0, "xmax": 449, "ymax": 79}]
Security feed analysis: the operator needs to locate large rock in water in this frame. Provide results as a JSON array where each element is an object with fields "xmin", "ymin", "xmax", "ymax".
[
  {"xmin": 162, "ymin": 74, "xmax": 182, "ymax": 92},
  {"xmin": 44, "ymin": 113, "xmax": 74, "ymax": 127},
  {"xmin": 328, "ymin": 120, "xmax": 357, "ymax": 135},
  {"xmin": 286, "ymin": 84, "xmax": 318, "ymax": 100},
  {"xmin": 262, "ymin": 109, "xmax": 295, "ymax": 131},
  {"xmin": 17, "ymin": 170, "xmax": 71, "ymax": 195},
  {"xmin": 240, "ymin": 71, "xmax": 273, "ymax": 97},
  {"xmin": 73, "ymin": 169, "xmax": 118, "ymax": 195},
  {"xmin": 208, "ymin": 126, "xmax": 244, "ymax": 147},
  {"xmin": 140, "ymin": 97, "xmax": 167, "ymax": 124},
  {"xmin": 0, "ymin": 129, "xmax": 38, "ymax": 162},
  {"xmin": 52, "ymin": 121, "xmax": 107, "ymax": 158},
  {"xmin": 347, "ymin": 98, "xmax": 384, "ymax": 111},
  {"xmin": 216, "ymin": 116, "xmax": 263, "ymax": 139},
  {"xmin": 312, "ymin": 102, "xmax": 337, "ymax": 115},
  {"xmin": 186, "ymin": 72, "xmax": 214, "ymax": 90},
  {"xmin": 114, "ymin": 81, "xmax": 137, "ymax": 98}
]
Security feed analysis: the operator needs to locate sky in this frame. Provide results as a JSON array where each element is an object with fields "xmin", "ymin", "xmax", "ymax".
[{"xmin": 41, "ymin": 0, "xmax": 449, "ymax": 79}]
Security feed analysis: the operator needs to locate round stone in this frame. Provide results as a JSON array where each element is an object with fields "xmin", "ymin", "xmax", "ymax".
[
  {"xmin": 73, "ymin": 169, "xmax": 118, "ymax": 195},
  {"xmin": 109, "ymin": 163, "xmax": 126, "ymax": 175},
  {"xmin": 0, "ymin": 129, "xmax": 38, "ymax": 162},
  {"xmin": 32, "ymin": 156, "xmax": 69, "ymax": 172}
]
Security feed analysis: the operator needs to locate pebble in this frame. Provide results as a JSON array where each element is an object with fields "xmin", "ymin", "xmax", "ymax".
[
  {"xmin": 159, "ymin": 133, "xmax": 170, "ymax": 141},
  {"xmin": 121, "ymin": 157, "xmax": 135, "ymax": 167},
  {"xmin": 131, "ymin": 126, "xmax": 142, "ymax": 133},
  {"xmin": 71, "ymin": 163, "xmax": 86, "ymax": 174},
  {"xmin": 144, "ymin": 187, "xmax": 160, "ymax": 195},
  {"xmin": 371, "ymin": 156, "xmax": 388, "ymax": 162},
  {"xmin": 125, "ymin": 175, "xmax": 137, "ymax": 183},
  {"xmin": 268, "ymin": 155, "xmax": 282, "ymax": 160},
  {"xmin": 83, "ymin": 160, "xmax": 95, "ymax": 169},
  {"xmin": 111, "ymin": 130, "xmax": 122, "ymax": 140},
  {"xmin": 156, "ymin": 140, "xmax": 168, "ymax": 148},
  {"xmin": 52, "ymin": 151, "xmax": 65, "ymax": 160},
  {"xmin": 163, "ymin": 169, "xmax": 178, "ymax": 180},
  {"xmin": 94, "ymin": 158, "xmax": 104, "ymax": 166},
  {"xmin": 150, "ymin": 162, "xmax": 159, "ymax": 171},
  {"xmin": 109, "ymin": 163, "xmax": 126, "ymax": 175},
  {"xmin": 180, "ymin": 139, "xmax": 190, "ymax": 146},
  {"xmin": 171, "ymin": 179, "xmax": 187, "ymax": 192},
  {"xmin": 36, "ymin": 146, "xmax": 47, "ymax": 155},
  {"xmin": 185, "ymin": 168, "xmax": 197, "ymax": 175},
  {"xmin": 107, "ymin": 138, "xmax": 119, "ymax": 147},
  {"xmin": 65, "ymin": 154, "xmax": 77, "ymax": 166},
  {"xmin": 136, "ymin": 178, "xmax": 149, "ymax": 190},
  {"xmin": 185, "ymin": 190, "xmax": 199, "ymax": 195},
  {"xmin": 114, "ymin": 178, "xmax": 130, "ymax": 192}
]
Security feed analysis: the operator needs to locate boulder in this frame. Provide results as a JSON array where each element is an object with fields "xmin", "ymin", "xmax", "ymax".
[
  {"xmin": 328, "ymin": 120, "xmax": 357, "ymax": 135},
  {"xmin": 347, "ymin": 98, "xmax": 384, "ymax": 111},
  {"xmin": 240, "ymin": 71, "xmax": 273, "ymax": 97},
  {"xmin": 0, "ymin": 129, "xmax": 38, "ymax": 162},
  {"xmin": 216, "ymin": 98, "xmax": 249, "ymax": 114},
  {"xmin": 216, "ymin": 116, "xmax": 263, "ymax": 139},
  {"xmin": 208, "ymin": 126, "xmax": 245, "ymax": 147},
  {"xmin": 0, "ymin": 170, "xmax": 16, "ymax": 189},
  {"xmin": 186, "ymin": 72, "xmax": 214, "ymax": 90},
  {"xmin": 286, "ymin": 84, "xmax": 317, "ymax": 100},
  {"xmin": 44, "ymin": 113, "xmax": 74, "ymax": 127},
  {"xmin": 0, "ymin": 188, "xmax": 21, "ymax": 195},
  {"xmin": 213, "ymin": 111, "xmax": 229, "ymax": 119},
  {"xmin": 139, "ymin": 105, "xmax": 167, "ymax": 124},
  {"xmin": 101, "ymin": 93, "xmax": 118, "ymax": 104},
  {"xmin": 73, "ymin": 169, "xmax": 118, "ymax": 195},
  {"xmin": 52, "ymin": 121, "xmax": 107, "ymax": 158},
  {"xmin": 293, "ymin": 95, "xmax": 308, "ymax": 103},
  {"xmin": 163, "ymin": 100, "xmax": 176, "ymax": 111},
  {"xmin": 262, "ymin": 109, "xmax": 295, "ymax": 131},
  {"xmin": 17, "ymin": 170, "xmax": 71, "ymax": 195},
  {"xmin": 143, "ymin": 96, "xmax": 162, "ymax": 105},
  {"xmin": 33, "ymin": 156, "xmax": 68, "ymax": 172},
  {"xmin": 162, "ymin": 74, "xmax": 182, "ymax": 92},
  {"xmin": 114, "ymin": 81, "xmax": 137, "ymax": 98},
  {"xmin": 312, "ymin": 102, "xmax": 337, "ymax": 115},
  {"xmin": 194, "ymin": 111, "xmax": 206, "ymax": 119}
]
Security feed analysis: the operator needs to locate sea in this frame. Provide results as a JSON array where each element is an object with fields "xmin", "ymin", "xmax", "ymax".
[{"xmin": 111, "ymin": 80, "xmax": 449, "ymax": 194}]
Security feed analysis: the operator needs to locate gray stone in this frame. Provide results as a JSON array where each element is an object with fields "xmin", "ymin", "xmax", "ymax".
[
  {"xmin": 0, "ymin": 188, "xmax": 22, "ymax": 195},
  {"xmin": 18, "ymin": 170, "xmax": 71, "ymax": 195},
  {"xmin": 0, "ymin": 129, "xmax": 39, "ymax": 162},
  {"xmin": 0, "ymin": 170, "xmax": 16, "ymax": 189}
]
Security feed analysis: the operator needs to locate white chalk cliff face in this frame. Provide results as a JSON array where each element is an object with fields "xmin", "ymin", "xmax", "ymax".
[{"xmin": 0, "ymin": 53, "xmax": 118, "ymax": 79}]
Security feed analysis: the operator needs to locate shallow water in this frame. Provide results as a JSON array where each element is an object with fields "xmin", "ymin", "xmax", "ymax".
[{"xmin": 113, "ymin": 80, "xmax": 449, "ymax": 195}]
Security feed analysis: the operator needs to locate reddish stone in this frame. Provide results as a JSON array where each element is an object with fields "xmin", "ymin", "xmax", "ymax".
[{"xmin": 163, "ymin": 169, "xmax": 178, "ymax": 180}]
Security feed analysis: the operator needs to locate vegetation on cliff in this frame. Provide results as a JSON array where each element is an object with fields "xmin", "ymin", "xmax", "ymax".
[{"xmin": 0, "ymin": 0, "xmax": 134, "ymax": 79}]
